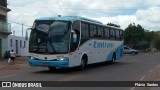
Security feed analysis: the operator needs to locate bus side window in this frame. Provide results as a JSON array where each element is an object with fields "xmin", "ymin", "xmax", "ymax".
[
  {"xmin": 104, "ymin": 28, "xmax": 109, "ymax": 39},
  {"xmin": 81, "ymin": 22, "xmax": 89, "ymax": 45},
  {"xmin": 94, "ymin": 26, "xmax": 98, "ymax": 37},
  {"xmin": 110, "ymin": 29, "xmax": 113, "ymax": 39},
  {"xmin": 113, "ymin": 29, "xmax": 116, "ymax": 40},
  {"xmin": 102, "ymin": 27, "xmax": 104, "ymax": 38},
  {"xmin": 98, "ymin": 26, "xmax": 103, "ymax": 38},
  {"xmin": 72, "ymin": 21, "xmax": 80, "ymax": 31},
  {"xmin": 116, "ymin": 30, "xmax": 120, "ymax": 40},
  {"xmin": 90, "ymin": 25, "xmax": 97, "ymax": 38},
  {"xmin": 90, "ymin": 25, "xmax": 94, "ymax": 38},
  {"xmin": 81, "ymin": 23, "xmax": 85, "ymax": 37},
  {"xmin": 119, "ymin": 30, "xmax": 123, "ymax": 40}
]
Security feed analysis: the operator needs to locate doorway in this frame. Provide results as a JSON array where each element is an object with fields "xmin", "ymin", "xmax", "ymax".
[{"xmin": 16, "ymin": 40, "xmax": 18, "ymax": 54}]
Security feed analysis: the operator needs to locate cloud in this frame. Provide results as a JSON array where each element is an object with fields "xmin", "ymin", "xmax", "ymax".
[
  {"xmin": 7, "ymin": 0, "xmax": 160, "ymax": 36},
  {"xmin": 136, "ymin": 7, "xmax": 160, "ymax": 23},
  {"xmin": 135, "ymin": 7, "xmax": 160, "ymax": 30},
  {"xmin": 93, "ymin": 7, "xmax": 160, "ymax": 31},
  {"xmin": 92, "ymin": 15, "xmax": 137, "ymax": 29}
]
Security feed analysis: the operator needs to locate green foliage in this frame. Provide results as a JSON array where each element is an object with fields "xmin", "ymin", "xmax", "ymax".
[
  {"xmin": 107, "ymin": 23, "xmax": 120, "ymax": 28},
  {"xmin": 124, "ymin": 23, "xmax": 145, "ymax": 47},
  {"xmin": 145, "ymin": 31, "xmax": 155, "ymax": 43},
  {"xmin": 154, "ymin": 33, "xmax": 160, "ymax": 50},
  {"xmin": 124, "ymin": 23, "xmax": 160, "ymax": 50}
]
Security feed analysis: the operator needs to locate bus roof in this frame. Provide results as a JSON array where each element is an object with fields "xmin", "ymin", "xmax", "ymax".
[
  {"xmin": 36, "ymin": 16, "xmax": 122, "ymax": 30},
  {"xmin": 36, "ymin": 16, "xmax": 103, "ymax": 24}
]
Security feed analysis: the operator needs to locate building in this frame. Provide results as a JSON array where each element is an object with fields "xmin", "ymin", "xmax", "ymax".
[
  {"xmin": 8, "ymin": 35, "xmax": 29, "ymax": 56},
  {"xmin": 0, "ymin": 0, "xmax": 11, "ymax": 58}
]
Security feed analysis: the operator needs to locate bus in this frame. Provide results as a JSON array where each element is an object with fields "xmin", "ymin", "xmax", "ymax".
[{"xmin": 28, "ymin": 16, "xmax": 124, "ymax": 70}]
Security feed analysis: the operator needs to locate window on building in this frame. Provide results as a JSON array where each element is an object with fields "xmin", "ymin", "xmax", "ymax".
[
  {"xmin": 10, "ymin": 39, "xmax": 12, "ymax": 47},
  {"xmin": 20, "ymin": 40, "xmax": 22, "ymax": 48},
  {"xmin": 0, "ymin": 0, "xmax": 7, "ymax": 7},
  {"xmin": 24, "ymin": 41, "xmax": 26, "ymax": 48}
]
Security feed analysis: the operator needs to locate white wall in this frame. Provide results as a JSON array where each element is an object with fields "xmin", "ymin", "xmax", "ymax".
[{"xmin": 8, "ymin": 35, "xmax": 29, "ymax": 56}]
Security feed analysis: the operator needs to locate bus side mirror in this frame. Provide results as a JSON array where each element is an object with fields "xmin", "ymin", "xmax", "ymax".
[{"xmin": 25, "ymin": 28, "xmax": 31, "ymax": 41}]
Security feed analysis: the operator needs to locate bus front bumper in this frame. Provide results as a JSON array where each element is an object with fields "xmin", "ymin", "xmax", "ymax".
[{"xmin": 28, "ymin": 59, "xmax": 69, "ymax": 68}]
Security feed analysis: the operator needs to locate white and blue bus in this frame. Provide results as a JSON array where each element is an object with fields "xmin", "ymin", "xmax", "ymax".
[{"xmin": 28, "ymin": 16, "xmax": 124, "ymax": 70}]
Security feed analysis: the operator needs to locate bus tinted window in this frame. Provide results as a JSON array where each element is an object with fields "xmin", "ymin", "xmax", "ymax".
[
  {"xmin": 81, "ymin": 22, "xmax": 90, "ymax": 44},
  {"xmin": 73, "ymin": 21, "xmax": 80, "ymax": 31},
  {"xmin": 90, "ymin": 24, "xmax": 97, "ymax": 38},
  {"xmin": 81, "ymin": 23, "xmax": 89, "ymax": 38},
  {"xmin": 98, "ymin": 26, "xmax": 103, "ymax": 38},
  {"xmin": 116, "ymin": 30, "xmax": 120, "ymax": 39},
  {"xmin": 90, "ymin": 25, "xmax": 94, "ymax": 37},
  {"xmin": 104, "ymin": 28, "xmax": 110, "ymax": 38},
  {"xmin": 120, "ymin": 30, "xmax": 123, "ymax": 40},
  {"xmin": 110, "ymin": 29, "xmax": 113, "ymax": 39}
]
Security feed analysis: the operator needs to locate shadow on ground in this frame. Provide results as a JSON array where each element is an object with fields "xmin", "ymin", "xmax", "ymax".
[{"xmin": 32, "ymin": 61, "xmax": 128, "ymax": 74}]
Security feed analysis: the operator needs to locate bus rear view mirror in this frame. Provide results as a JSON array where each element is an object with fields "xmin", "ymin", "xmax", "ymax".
[{"xmin": 71, "ymin": 30, "xmax": 78, "ymax": 43}]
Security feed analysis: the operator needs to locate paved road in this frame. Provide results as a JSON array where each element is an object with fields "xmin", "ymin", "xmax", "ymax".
[{"xmin": 0, "ymin": 53, "xmax": 160, "ymax": 90}]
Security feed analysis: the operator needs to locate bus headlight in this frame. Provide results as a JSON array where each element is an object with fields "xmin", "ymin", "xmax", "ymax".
[
  {"xmin": 57, "ymin": 56, "xmax": 68, "ymax": 61},
  {"xmin": 29, "ymin": 56, "xmax": 37, "ymax": 60}
]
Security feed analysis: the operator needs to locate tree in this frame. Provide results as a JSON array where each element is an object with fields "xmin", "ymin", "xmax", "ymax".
[
  {"xmin": 144, "ymin": 30, "xmax": 155, "ymax": 45},
  {"xmin": 107, "ymin": 23, "xmax": 120, "ymax": 28},
  {"xmin": 124, "ymin": 23, "xmax": 145, "ymax": 48},
  {"xmin": 154, "ymin": 32, "xmax": 160, "ymax": 50},
  {"xmin": 124, "ymin": 23, "xmax": 160, "ymax": 51}
]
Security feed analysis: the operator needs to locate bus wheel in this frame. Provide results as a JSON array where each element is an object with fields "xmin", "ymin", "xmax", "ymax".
[
  {"xmin": 79, "ymin": 59, "xmax": 87, "ymax": 70},
  {"xmin": 48, "ymin": 67, "xmax": 56, "ymax": 71}
]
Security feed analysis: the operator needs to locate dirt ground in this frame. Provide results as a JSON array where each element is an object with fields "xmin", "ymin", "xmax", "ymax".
[{"xmin": 0, "ymin": 57, "xmax": 30, "ymax": 77}]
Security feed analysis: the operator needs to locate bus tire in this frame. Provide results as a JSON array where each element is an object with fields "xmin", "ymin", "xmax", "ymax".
[
  {"xmin": 79, "ymin": 55, "xmax": 88, "ymax": 70},
  {"xmin": 80, "ymin": 59, "xmax": 86, "ymax": 70},
  {"xmin": 48, "ymin": 67, "xmax": 56, "ymax": 71}
]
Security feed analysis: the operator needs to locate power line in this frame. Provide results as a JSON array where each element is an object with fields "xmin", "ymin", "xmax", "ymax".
[
  {"xmin": 9, "ymin": 20, "xmax": 31, "ymax": 27},
  {"xmin": 8, "ymin": 20, "xmax": 31, "ymax": 37}
]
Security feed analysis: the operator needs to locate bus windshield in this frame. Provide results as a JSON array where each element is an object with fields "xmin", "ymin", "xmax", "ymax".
[{"xmin": 29, "ymin": 20, "xmax": 71, "ymax": 54}]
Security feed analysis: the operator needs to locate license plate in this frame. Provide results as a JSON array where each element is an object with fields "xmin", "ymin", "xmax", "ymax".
[{"xmin": 42, "ymin": 62, "xmax": 49, "ymax": 66}]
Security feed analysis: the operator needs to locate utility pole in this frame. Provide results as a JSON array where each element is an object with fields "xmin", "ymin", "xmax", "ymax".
[{"xmin": 22, "ymin": 23, "xmax": 24, "ymax": 37}]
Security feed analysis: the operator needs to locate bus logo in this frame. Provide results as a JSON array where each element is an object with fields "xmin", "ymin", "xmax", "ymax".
[{"xmin": 93, "ymin": 41, "xmax": 113, "ymax": 48}]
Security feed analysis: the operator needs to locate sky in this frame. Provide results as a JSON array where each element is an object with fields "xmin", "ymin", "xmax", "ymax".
[{"xmin": 7, "ymin": 0, "xmax": 160, "ymax": 36}]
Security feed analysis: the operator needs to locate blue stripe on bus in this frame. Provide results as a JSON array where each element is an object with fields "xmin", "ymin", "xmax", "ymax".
[
  {"xmin": 106, "ymin": 44, "xmax": 123, "ymax": 61},
  {"xmin": 116, "ymin": 44, "xmax": 124, "ymax": 60},
  {"xmin": 28, "ymin": 59, "xmax": 69, "ymax": 68}
]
